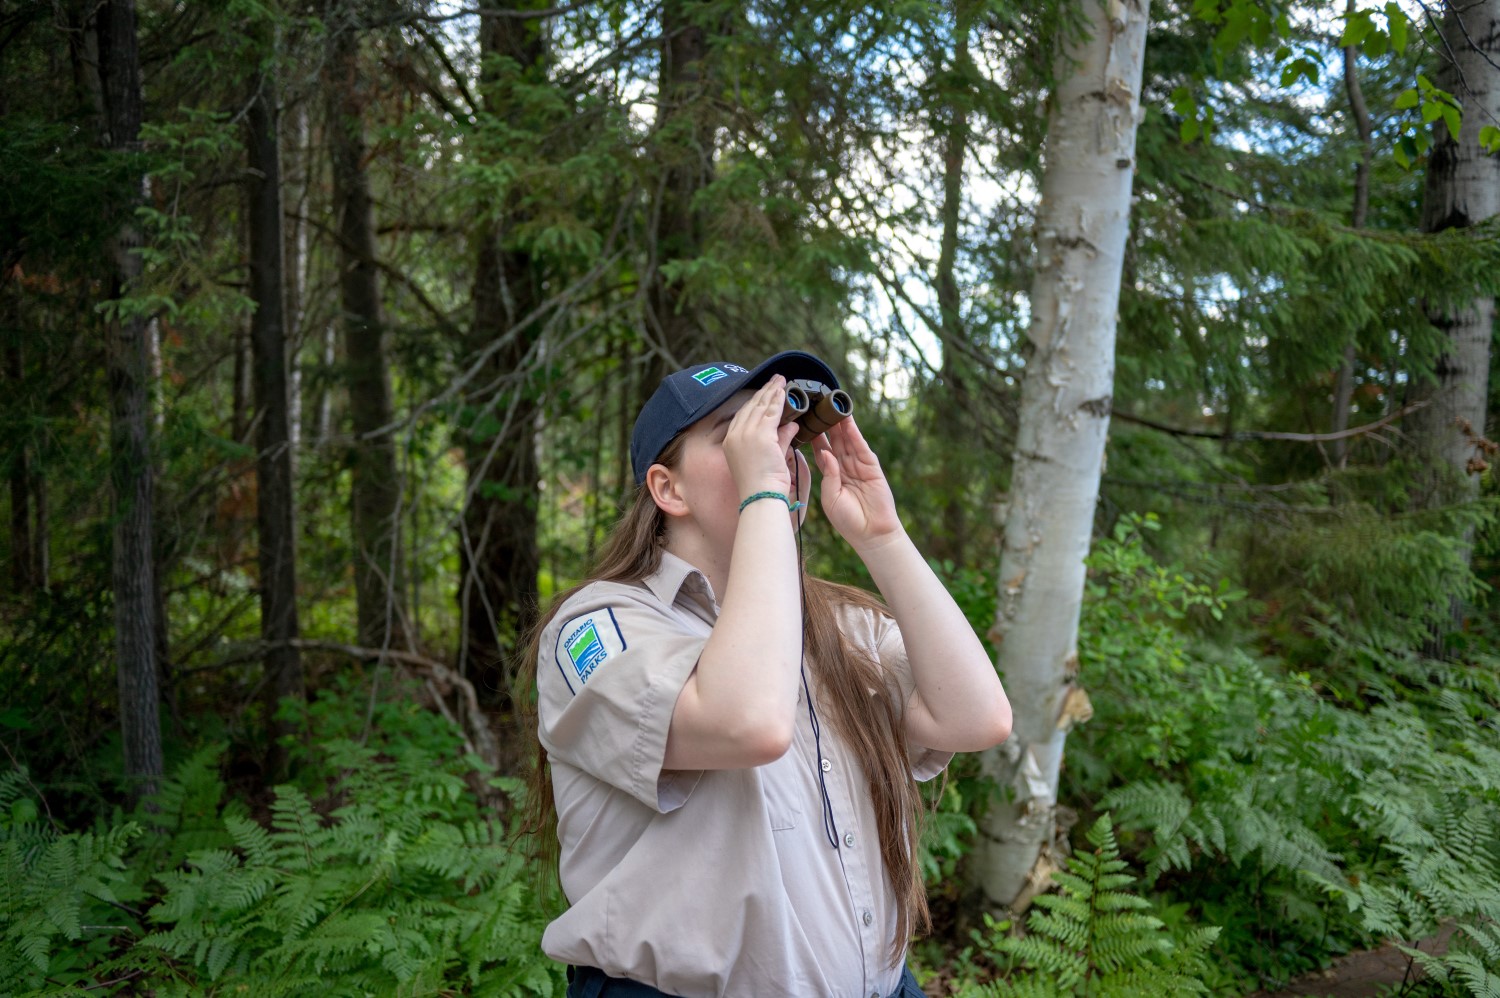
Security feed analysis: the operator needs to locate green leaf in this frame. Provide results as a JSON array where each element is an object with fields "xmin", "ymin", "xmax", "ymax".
[
  {"xmin": 1387, "ymin": 4, "xmax": 1409, "ymax": 52},
  {"xmin": 1479, "ymin": 125, "xmax": 1500, "ymax": 153},
  {"xmin": 1181, "ymin": 118, "xmax": 1201, "ymax": 144},
  {"xmin": 1339, "ymin": 11, "xmax": 1372, "ymax": 48},
  {"xmin": 1422, "ymin": 100, "xmax": 1443, "ymax": 123},
  {"xmin": 1394, "ymin": 88, "xmax": 1420, "ymax": 110},
  {"xmin": 1441, "ymin": 105, "xmax": 1462, "ymax": 142}
]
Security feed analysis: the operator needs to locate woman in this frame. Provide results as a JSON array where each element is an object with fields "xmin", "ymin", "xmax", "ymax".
[{"xmin": 524, "ymin": 351, "xmax": 1012, "ymax": 997}]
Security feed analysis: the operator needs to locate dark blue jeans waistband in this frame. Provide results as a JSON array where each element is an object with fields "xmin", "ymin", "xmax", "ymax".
[{"xmin": 565, "ymin": 963, "xmax": 927, "ymax": 998}]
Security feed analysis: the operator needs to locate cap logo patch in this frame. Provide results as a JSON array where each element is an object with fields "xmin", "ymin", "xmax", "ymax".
[
  {"xmin": 692, "ymin": 366, "xmax": 729, "ymax": 386},
  {"xmin": 555, "ymin": 609, "xmax": 628, "ymax": 691}
]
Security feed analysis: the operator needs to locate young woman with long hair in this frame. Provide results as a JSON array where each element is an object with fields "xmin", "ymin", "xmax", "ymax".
[{"xmin": 522, "ymin": 351, "xmax": 1011, "ymax": 997}]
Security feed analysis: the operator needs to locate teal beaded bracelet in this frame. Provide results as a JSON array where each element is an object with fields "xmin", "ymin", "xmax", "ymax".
[{"xmin": 738, "ymin": 490, "xmax": 790, "ymax": 513}]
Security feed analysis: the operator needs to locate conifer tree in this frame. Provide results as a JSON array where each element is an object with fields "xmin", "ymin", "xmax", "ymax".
[
  {"xmin": 459, "ymin": 0, "xmax": 550, "ymax": 706},
  {"xmin": 98, "ymin": 0, "xmax": 163, "ymax": 800},
  {"xmin": 245, "ymin": 18, "xmax": 303, "ymax": 776},
  {"xmin": 324, "ymin": 5, "xmax": 406, "ymax": 651}
]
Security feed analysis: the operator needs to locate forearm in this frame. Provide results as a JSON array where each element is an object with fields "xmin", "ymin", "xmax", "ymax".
[
  {"xmin": 858, "ymin": 529, "xmax": 1012, "ymax": 751},
  {"xmin": 666, "ymin": 502, "xmax": 803, "ymax": 767}
]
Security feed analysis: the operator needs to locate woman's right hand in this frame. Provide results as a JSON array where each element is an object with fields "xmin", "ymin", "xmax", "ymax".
[{"xmin": 723, "ymin": 375, "xmax": 801, "ymax": 500}]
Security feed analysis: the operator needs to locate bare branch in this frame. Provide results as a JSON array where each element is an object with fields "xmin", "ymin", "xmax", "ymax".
[{"xmin": 1113, "ymin": 400, "xmax": 1429, "ymax": 443}]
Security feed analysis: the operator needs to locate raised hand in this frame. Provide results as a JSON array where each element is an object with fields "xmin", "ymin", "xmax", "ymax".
[
  {"xmin": 724, "ymin": 376, "xmax": 801, "ymax": 499},
  {"xmin": 811, "ymin": 416, "xmax": 903, "ymax": 551}
]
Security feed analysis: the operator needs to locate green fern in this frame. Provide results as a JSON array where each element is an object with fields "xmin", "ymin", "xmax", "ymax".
[
  {"xmin": 0, "ymin": 766, "xmax": 141, "ymax": 994},
  {"xmin": 134, "ymin": 736, "xmax": 563, "ymax": 995},
  {"xmin": 3, "ymin": 687, "xmax": 566, "ymax": 997},
  {"xmin": 964, "ymin": 815, "xmax": 1218, "ymax": 997}
]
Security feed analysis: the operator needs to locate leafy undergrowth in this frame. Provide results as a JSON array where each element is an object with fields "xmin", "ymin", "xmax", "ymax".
[
  {"xmin": 1, "ymin": 682, "xmax": 564, "ymax": 997},
  {"xmin": 919, "ymin": 514, "xmax": 1500, "ymax": 996}
]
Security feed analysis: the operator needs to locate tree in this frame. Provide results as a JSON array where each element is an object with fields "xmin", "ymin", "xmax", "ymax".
[
  {"xmin": 325, "ymin": 10, "xmax": 406, "ymax": 651},
  {"xmin": 246, "ymin": 34, "xmax": 304, "ymax": 777},
  {"xmin": 98, "ymin": 0, "xmax": 163, "ymax": 800},
  {"xmin": 971, "ymin": 0, "xmax": 1151, "ymax": 910},
  {"xmin": 458, "ymin": 0, "xmax": 549, "ymax": 708},
  {"xmin": 1405, "ymin": 0, "xmax": 1498, "ymax": 523},
  {"xmin": 641, "ymin": 0, "xmax": 725, "ymax": 387},
  {"xmin": 1330, "ymin": 0, "xmax": 1374, "ymax": 468}
]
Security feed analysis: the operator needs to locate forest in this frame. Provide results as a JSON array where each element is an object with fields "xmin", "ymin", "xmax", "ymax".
[{"xmin": 2, "ymin": 0, "xmax": 1498, "ymax": 994}]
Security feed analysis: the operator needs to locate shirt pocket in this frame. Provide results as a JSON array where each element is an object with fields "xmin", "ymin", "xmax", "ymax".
[{"xmin": 759, "ymin": 751, "xmax": 804, "ymax": 831}]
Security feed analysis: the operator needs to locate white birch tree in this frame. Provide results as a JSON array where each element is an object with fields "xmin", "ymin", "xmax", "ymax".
[
  {"xmin": 1406, "ymin": 0, "xmax": 1499, "ymax": 521},
  {"xmin": 970, "ymin": 0, "xmax": 1151, "ymax": 910}
]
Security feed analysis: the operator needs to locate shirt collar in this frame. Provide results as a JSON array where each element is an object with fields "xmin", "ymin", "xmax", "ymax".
[{"xmin": 646, "ymin": 550, "xmax": 719, "ymax": 615}]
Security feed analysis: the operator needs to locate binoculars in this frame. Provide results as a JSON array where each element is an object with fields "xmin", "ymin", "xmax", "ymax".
[{"xmin": 780, "ymin": 379, "xmax": 853, "ymax": 446}]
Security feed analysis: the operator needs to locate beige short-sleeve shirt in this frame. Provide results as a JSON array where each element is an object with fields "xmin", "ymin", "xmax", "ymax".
[{"xmin": 537, "ymin": 551, "xmax": 950, "ymax": 998}]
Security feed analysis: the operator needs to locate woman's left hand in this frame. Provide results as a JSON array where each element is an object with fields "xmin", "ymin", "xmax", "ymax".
[{"xmin": 812, "ymin": 417, "xmax": 903, "ymax": 551}]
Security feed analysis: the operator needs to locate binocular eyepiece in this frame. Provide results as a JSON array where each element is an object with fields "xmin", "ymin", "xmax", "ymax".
[{"xmin": 780, "ymin": 379, "xmax": 853, "ymax": 446}]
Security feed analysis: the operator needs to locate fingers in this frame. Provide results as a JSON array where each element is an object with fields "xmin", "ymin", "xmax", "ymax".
[
  {"xmin": 732, "ymin": 375, "xmax": 785, "ymax": 429},
  {"xmin": 790, "ymin": 449, "xmax": 812, "ymax": 495},
  {"xmin": 776, "ymin": 419, "xmax": 800, "ymax": 451}
]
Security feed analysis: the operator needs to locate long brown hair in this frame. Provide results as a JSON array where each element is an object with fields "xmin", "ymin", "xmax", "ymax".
[{"xmin": 518, "ymin": 436, "xmax": 929, "ymax": 963}]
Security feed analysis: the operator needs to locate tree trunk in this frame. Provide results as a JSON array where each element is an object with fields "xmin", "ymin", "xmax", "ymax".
[
  {"xmin": 98, "ymin": 0, "xmax": 163, "ymax": 801},
  {"xmin": 459, "ymin": 0, "xmax": 545, "ymax": 708},
  {"xmin": 232, "ymin": 326, "xmax": 252, "ymax": 444},
  {"xmin": 1330, "ymin": 5, "xmax": 1373, "ymax": 468},
  {"xmin": 1406, "ymin": 0, "xmax": 1499, "ymax": 512},
  {"xmin": 931, "ymin": 1, "xmax": 975, "ymax": 565},
  {"xmin": 247, "ymin": 65, "xmax": 304, "ymax": 779},
  {"xmin": 970, "ymin": 0, "xmax": 1150, "ymax": 912},
  {"xmin": 5, "ymin": 337, "xmax": 37, "ymax": 595},
  {"xmin": 642, "ymin": 0, "xmax": 721, "ymax": 390},
  {"xmin": 326, "ymin": 20, "xmax": 406, "ymax": 650},
  {"xmin": 316, "ymin": 323, "xmax": 336, "ymax": 447},
  {"xmin": 285, "ymin": 101, "xmax": 310, "ymax": 460}
]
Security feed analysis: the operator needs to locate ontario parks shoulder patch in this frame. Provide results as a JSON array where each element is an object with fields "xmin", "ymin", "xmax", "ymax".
[{"xmin": 554, "ymin": 609, "xmax": 627, "ymax": 691}]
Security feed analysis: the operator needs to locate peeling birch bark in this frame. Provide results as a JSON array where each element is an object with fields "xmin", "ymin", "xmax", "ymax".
[{"xmin": 969, "ymin": 0, "xmax": 1150, "ymax": 911}]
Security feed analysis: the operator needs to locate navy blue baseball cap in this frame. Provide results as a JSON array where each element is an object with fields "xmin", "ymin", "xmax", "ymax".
[{"xmin": 631, "ymin": 350, "xmax": 841, "ymax": 485}]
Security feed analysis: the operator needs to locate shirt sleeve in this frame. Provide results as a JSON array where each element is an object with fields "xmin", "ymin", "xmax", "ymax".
[
  {"xmin": 872, "ymin": 612, "xmax": 954, "ymax": 783},
  {"xmin": 537, "ymin": 583, "xmax": 706, "ymax": 812}
]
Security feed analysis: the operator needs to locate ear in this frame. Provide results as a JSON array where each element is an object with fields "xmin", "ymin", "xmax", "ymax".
[{"xmin": 645, "ymin": 463, "xmax": 689, "ymax": 518}]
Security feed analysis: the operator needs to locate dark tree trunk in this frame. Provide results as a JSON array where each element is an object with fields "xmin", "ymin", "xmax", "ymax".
[
  {"xmin": 1331, "ymin": 5, "xmax": 1372, "ymax": 467},
  {"xmin": 98, "ymin": 0, "xmax": 162, "ymax": 801},
  {"xmin": 6, "ymin": 338, "xmax": 39, "ymax": 595},
  {"xmin": 642, "ymin": 0, "xmax": 721, "ymax": 391},
  {"xmin": 459, "ymin": 1, "xmax": 545, "ymax": 707},
  {"xmin": 931, "ymin": 3, "xmax": 974, "ymax": 565},
  {"xmin": 232, "ymin": 326, "xmax": 252, "ymax": 444},
  {"xmin": 247, "ymin": 66, "xmax": 304, "ymax": 779},
  {"xmin": 326, "ymin": 21, "xmax": 405, "ymax": 650}
]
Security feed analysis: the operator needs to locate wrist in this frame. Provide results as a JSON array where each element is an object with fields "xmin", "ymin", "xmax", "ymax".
[
  {"xmin": 851, "ymin": 524, "xmax": 912, "ymax": 561},
  {"xmin": 739, "ymin": 490, "xmax": 794, "ymax": 514}
]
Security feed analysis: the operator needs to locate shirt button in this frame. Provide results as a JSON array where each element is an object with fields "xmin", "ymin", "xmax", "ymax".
[
  {"xmin": 844, "ymin": 831, "xmax": 856, "ymax": 847},
  {"xmin": 821, "ymin": 758, "xmax": 832, "ymax": 772},
  {"xmin": 862, "ymin": 909, "xmax": 873, "ymax": 926}
]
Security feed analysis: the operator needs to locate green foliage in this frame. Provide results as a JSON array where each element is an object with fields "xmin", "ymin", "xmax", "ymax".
[
  {"xmin": 1064, "ymin": 512, "xmax": 1500, "ymax": 991},
  {"xmin": 960, "ymin": 815, "xmax": 1219, "ymax": 997},
  {"xmin": 1, "ymin": 768, "xmax": 141, "ymax": 994},
  {"xmin": 0, "ymin": 686, "xmax": 564, "ymax": 997}
]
